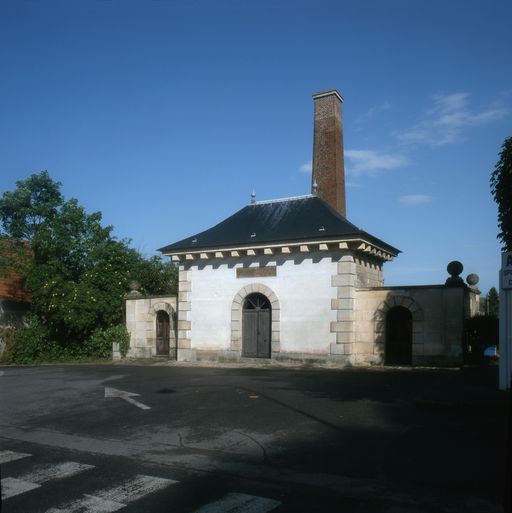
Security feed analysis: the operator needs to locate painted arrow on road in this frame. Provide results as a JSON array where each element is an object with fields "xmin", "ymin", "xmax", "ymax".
[{"xmin": 104, "ymin": 387, "xmax": 151, "ymax": 410}]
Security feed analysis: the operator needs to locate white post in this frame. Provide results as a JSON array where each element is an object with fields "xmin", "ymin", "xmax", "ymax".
[
  {"xmin": 112, "ymin": 342, "xmax": 121, "ymax": 361},
  {"xmin": 499, "ymin": 251, "xmax": 512, "ymax": 390}
]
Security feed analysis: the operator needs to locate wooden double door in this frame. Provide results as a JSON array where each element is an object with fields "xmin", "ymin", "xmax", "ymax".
[{"xmin": 242, "ymin": 293, "xmax": 271, "ymax": 358}]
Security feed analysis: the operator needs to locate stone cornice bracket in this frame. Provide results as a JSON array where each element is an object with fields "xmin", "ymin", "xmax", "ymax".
[{"xmin": 165, "ymin": 238, "xmax": 396, "ymax": 263}]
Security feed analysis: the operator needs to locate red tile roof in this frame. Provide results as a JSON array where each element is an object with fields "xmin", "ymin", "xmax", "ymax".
[{"xmin": 0, "ymin": 240, "xmax": 32, "ymax": 303}]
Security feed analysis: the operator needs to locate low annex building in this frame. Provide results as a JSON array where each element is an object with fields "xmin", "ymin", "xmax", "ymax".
[{"xmin": 125, "ymin": 90, "xmax": 479, "ymax": 366}]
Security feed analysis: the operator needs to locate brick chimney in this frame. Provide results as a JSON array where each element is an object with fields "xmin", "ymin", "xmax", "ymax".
[{"xmin": 311, "ymin": 89, "xmax": 346, "ymax": 217}]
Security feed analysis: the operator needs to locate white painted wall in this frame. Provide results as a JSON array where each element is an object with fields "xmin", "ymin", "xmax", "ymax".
[{"xmin": 188, "ymin": 254, "xmax": 338, "ymax": 354}]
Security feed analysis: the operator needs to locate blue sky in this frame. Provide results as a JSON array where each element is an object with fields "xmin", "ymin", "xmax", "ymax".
[{"xmin": 1, "ymin": 0, "xmax": 510, "ymax": 294}]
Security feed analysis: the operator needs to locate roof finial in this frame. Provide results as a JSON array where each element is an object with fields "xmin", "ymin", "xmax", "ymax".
[
  {"xmin": 250, "ymin": 190, "xmax": 256, "ymax": 204},
  {"xmin": 312, "ymin": 179, "xmax": 318, "ymax": 196}
]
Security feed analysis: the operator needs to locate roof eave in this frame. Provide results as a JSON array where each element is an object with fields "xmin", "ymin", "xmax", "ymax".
[{"xmin": 161, "ymin": 236, "xmax": 399, "ymax": 263}]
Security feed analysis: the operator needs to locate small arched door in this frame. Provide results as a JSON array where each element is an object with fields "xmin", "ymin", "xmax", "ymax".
[
  {"xmin": 156, "ymin": 310, "xmax": 170, "ymax": 356},
  {"xmin": 385, "ymin": 306, "xmax": 412, "ymax": 365},
  {"xmin": 242, "ymin": 293, "xmax": 271, "ymax": 358}
]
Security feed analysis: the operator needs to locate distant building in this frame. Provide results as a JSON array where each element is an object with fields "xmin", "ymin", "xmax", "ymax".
[{"xmin": 126, "ymin": 90, "xmax": 479, "ymax": 366}]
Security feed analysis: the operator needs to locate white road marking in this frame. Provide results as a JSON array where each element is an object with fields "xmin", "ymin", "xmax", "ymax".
[
  {"xmin": 23, "ymin": 461, "xmax": 95, "ymax": 483},
  {"xmin": 45, "ymin": 474, "xmax": 178, "ymax": 513},
  {"xmin": 102, "ymin": 375, "xmax": 128, "ymax": 383},
  {"xmin": 0, "ymin": 450, "xmax": 31, "ymax": 464},
  {"xmin": 95, "ymin": 474, "xmax": 177, "ymax": 503},
  {"xmin": 1, "ymin": 461, "xmax": 94, "ymax": 499},
  {"xmin": 193, "ymin": 492, "xmax": 281, "ymax": 513},
  {"xmin": 45, "ymin": 495, "xmax": 124, "ymax": 513},
  {"xmin": 1, "ymin": 477, "xmax": 41, "ymax": 500},
  {"xmin": 104, "ymin": 387, "xmax": 151, "ymax": 410}
]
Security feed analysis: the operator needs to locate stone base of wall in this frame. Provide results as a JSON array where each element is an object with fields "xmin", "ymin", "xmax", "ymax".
[
  {"xmin": 351, "ymin": 353, "xmax": 382, "ymax": 365},
  {"xmin": 177, "ymin": 348, "xmax": 196, "ymax": 362},
  {"xmin": 413, "ymin": 355, "xmax": 463, "ymax": 367},
  {"xmin": 124, "ymin": 343, "xmax": 463, "ymax": 368},
  {"xmin": 129, "ymin": 347, "xmax": 154, "ymax": 358},
  {"xmin": 189, "ymin": 349, "xmax": 353, "ymax": 366}
]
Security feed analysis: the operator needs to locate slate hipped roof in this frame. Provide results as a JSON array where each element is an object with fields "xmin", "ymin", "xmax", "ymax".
[{"xmin": 159, "ymin": 195, "xmax": 399, "ymax": 255}]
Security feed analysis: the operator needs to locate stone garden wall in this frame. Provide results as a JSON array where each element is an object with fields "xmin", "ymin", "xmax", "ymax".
[{"xmin": 125, "ymin": 294, "xmax": 177, "ymax": 358}]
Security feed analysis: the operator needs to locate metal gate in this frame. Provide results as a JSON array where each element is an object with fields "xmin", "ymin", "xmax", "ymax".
[{"xmin": 242, "ymin": 293, "xmax": 271, "ymax": 358}]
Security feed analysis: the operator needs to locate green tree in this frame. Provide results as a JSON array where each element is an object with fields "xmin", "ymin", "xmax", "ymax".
[
  {"xmin": 0, "ymin": 170, "xmax": 63, "ymax": 240},
  {"xmin": 487, "ymin": 287, "xmax": 499, "ymax": 318},
  {"xmin": 0, "ymin": 171, "xmax": 177, "ymax": 351},
  {"xmin": 490, "ymin": 137, "xmax": 512, "ymax": 250}
]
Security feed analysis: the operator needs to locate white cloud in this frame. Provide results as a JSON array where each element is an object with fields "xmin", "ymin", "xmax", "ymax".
[
  {"xmin": 356, "ymin": 101, "xmax": 392, "ymax": 124},
  {"xmin": 298, "ymin": 160, "xmax": 312, "ymax": 173},
  {"xmin": 397, "ymin": 92, "xmax": 509, "ymax": 146},
  {"xmin": 299, "ymin": 150, "xmax": 408, "ymax": 178},
  {"xmin": 399, "ymin": 194, "xmax": 433, "ymax": 206},
  {"xmin": 345, "ymin": 149, "xmax": 409, "ymax": 176}
]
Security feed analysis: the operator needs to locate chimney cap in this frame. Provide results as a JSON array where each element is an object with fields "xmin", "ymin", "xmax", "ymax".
[{"xmin": 312, "ymin": 89, "xmax": 344, "ymax": 103}]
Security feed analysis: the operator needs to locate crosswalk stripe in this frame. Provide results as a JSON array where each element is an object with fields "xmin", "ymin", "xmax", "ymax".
[
  {"xmin": 1, "ymin": 461, "xmax": 95, "ymax": 499},
  {"xmin": 0, "ymin": 450, "xmax": 31, "ymax": 464},
  {"xmin": 46, "ymin": 495, "xmax": 125, "ymax": 513},
  {"xmin": 192, "ymin": 492, "xmax": 281, "ymax": 513},
  {"xmin": 44, "ymin": 474, "xmax": 178, "ymax": 513},
  {"xmin": 1, "ymin": 477, "xmax": 41, "ymax": 500},
  {"xmin": 23, "ymin": 461, "xmax": 95, "ymax": 483},
  {"xmin": 94, "ymin": 474, "xmax": 178, "ymax": 503}
]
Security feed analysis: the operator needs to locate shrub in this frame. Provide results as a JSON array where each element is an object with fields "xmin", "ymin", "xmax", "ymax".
[
  {"xmin": 0, "ymin": 326, "xmax": 16, "ymax": 363},
  {"xmin": 11, "ymin": 319, "xmax": 54, "ymax": 364},
  {"xmin": 6, "ymin": 317, "xmax": 130, "ymax": 364},
  {"xmin": 86, "ymin": 324, "xmax": 129, "ymax": 359}
]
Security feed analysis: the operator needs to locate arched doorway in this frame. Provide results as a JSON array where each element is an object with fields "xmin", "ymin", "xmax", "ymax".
[
  {"xmin": 242, "ymin": 293, "xmax": 271, "ymax": 358},
  {"xmin": 156, "ymin": 310, "xmax": 170, "ymax": 356},
  {"xmin": 385, "ymin": 306, "xmax": 412, "ymax": 365}
]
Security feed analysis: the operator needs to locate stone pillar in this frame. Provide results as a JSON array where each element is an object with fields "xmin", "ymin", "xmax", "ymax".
[
  {"xmin": 177, "ymin": 267, "xmax": 194, "ymax": 361},
  {"xmin": 312, "ymin": 89, "xmax": 346, "ymax": 217},
  {"xmin": 330, "ymin": 252, "xmax": 356, "ymax": 361}
]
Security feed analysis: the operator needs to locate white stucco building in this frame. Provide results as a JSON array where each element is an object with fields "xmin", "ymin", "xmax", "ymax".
[{"xmin": 125, "ymin": 89, "xmax": 479, "ymax": 366}]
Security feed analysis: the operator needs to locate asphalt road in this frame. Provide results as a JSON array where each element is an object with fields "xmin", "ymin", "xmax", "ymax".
[{"xmin": 0, "ymin": 363, "xmax": 509, "ymax": 512}]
